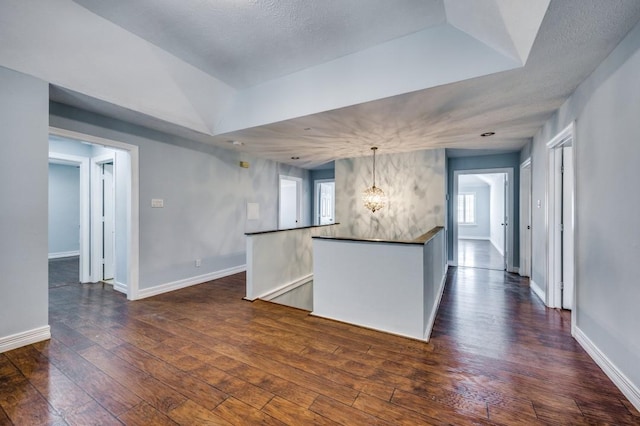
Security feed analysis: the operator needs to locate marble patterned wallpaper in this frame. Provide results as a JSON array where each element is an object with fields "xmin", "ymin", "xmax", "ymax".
[{"xmin": 335, "ymin": 149, "xmax": 445, "ymax": 240}]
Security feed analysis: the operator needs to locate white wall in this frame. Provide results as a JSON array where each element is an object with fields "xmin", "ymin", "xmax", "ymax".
[
  {"xmin": 313, "ymin": 228, "xmax": 446, "ymax": 341},
  {"xmin": 489, "ymin": 174, "xmax": 505, "ymax": 255},
  {"xmin": 530, "ymin": 19, "xmax": 640, "ymax": 406},
  {"xmin": 335, "ymin": 149, "xmax": 445, "ymax": 240},
  {"xmin": 48, "ymin": 163, "xmax": 80, "ymax": 256},
  {"xmin": 0, "ymin": 66, "xmax": 50, "ymax": 350},
  {"xmin": 246, "ymin": 225, "xmax": 337, "ymax": 301},
  {"xmin": 458, "ymin": 181, "xmax": 490, "ymax": 239}
]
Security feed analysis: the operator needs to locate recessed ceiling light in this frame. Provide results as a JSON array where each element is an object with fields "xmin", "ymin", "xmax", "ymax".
[
  {"xmin": 481, "ymin": 132, "xmax": 496, "ymax": 137},
  {"xmin": 291, "ymin": 156, "xmax": 300, "ymax": 160},
  {"xmin": 227, "ymin": 140, "xmax": 244, "ymax": 146}
]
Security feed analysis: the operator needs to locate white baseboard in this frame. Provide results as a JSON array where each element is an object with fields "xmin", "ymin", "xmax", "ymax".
[
  {"xmin": 530, "ymin": 279, "xmax": 545, "ymax": 303},
  {"xmin": 490, "ymin": 239, "xmax": 504, "ymax": 256},
  {"xmin": 258, "ymin": 273, "xmax": 313, "ymax": 301},
  {"xmin": 113, "ymin": 281, "xmax": 127, "ymax": 294},
  {"xmin": 135, "ymin": 264, "xmax": 246, "ymax": 300},
  {"xmin": 424, "ymin": 269, "xmax": 447, "ymax": 342},
  {"xmin": 0, "ymin": 326, "xmax": 51, "ymax": 353},
  {"xmin": 574, "ymin": 327, "xmax": 640, "ymax": 412},
  {"xmin": 48, "ymin": 250, "xmax": 80, "ymax": 259},
  {"xmin": 458, "ymin": 236, "xmax": 490, "ymax": 241}
]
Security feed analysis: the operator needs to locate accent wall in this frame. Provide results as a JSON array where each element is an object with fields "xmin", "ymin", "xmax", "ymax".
[{"xmin": 335, "ymin": 149, "xmax": 445, "ymax": 240}]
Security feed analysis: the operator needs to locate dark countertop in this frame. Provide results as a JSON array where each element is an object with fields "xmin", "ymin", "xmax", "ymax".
[
  {"xmin": 245, "ymin": 223, "xmax": 339, "ymax": 236},
  {"xmin": 312, "ymin": 226, "xmax": 444, "ymax": 246}
]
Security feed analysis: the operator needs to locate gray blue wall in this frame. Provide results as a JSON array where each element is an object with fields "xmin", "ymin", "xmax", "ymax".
[
  {"xmin": 530, "ymin": 18, "xmax": 640, "ymax": 392},
  {"xmin": 0, "ymin": 66, "xmax": 49, "ymax": 340},
  {"xmin": 48, "ymin": 163, "xmax": 80, "ymax": 256},
  {"xmin": 49, "ymin": 102, "xmax": 309, "ymax": 290},
  {"xmin": 446, "ymin": 152, "xmax": 520, "ymax": 265}
]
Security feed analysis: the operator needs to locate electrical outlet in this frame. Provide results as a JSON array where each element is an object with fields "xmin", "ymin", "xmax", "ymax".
[
  {"xmin": 195, "ymin": 259, "xmax": 201, "ymax": 267},
  {"xmin": 151, "ymin": 198, "xmax": 164, "ymax": 208}
]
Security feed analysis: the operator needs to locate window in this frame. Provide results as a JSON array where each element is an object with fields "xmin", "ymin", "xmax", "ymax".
[{"xmin": 458, "ymin": 193, "xmax": 476, "ymax": 224}]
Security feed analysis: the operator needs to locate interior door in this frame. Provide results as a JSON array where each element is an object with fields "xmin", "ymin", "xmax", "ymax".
[
  {"xmin": 279, "ymin": 176, "xmax": 300, "ymax": 229},
  {"xmin": 520, "ymin": 164, "xmax": 532, "ymax": 277},
  {"xmin": 102, "ymin": 162, "xmax": 115, "ymax": 280},
  {"xmin": 318, "ymin": 181, "xmax": 335, "ymax": 225},
  {"xmin": 562, "ymin": 147, "xmax": 574, "ymax": 309}
]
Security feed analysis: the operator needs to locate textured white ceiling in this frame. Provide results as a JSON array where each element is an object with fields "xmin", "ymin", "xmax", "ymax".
[
  {"xmin": 208, "ymin": 0, "xmax": 640, "ymax": 168},
  {"xmin": 72, "ymin": 0, "xmax": 447, "ymax": 88},
  {"xmin": 39, "ymin": 0, "xmax": 640, "ymax": 169}
]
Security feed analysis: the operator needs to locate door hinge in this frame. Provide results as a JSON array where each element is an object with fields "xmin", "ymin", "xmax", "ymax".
[
  {"xmin": 560, "ymin": 282, "xmax": 564, "ymax": 290},
  {"xmin": 560, "ymin": 224, "xmax": 564, "ymax": 232}
]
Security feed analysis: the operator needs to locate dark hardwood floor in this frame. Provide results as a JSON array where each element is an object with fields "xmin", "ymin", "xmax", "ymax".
[
  {"xmin": 48, "ymin": 257, "xmax": 80, "ymax": 288},
  {"xmin": 1, "ymin": 267, "xmax": 638, "ymax": 425},
  {"xmin": 458, "ymin": 239, "xmax": 504, "ymax": 271}
]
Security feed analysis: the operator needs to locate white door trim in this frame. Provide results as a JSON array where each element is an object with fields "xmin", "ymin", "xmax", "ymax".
[
  {"xmin": 453, "ymin": 168, "xmax": 515, "ymax": 272},
  {"xmin": 49, "ymin": 127, "xmax": 140, "ymax": 301},
  {"xmin": 278, "ymin": 175, "xmax": 303, "ymax": 229},
  {"xmin": 545, "ymin": 122, "xmax": 576, "ymax": 314},
  {"xmin": 48, "ymin": 152, "xmax": 91, "ymax": 283}
]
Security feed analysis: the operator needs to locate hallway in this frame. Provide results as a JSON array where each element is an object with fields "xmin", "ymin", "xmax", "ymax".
[
  {"xmin": 0, "ymin": 269, "xmax": 636, "ymax": 424},
  {"xmin": 458, "ymin": 238, "xmax": 505, "ymax": 270}
]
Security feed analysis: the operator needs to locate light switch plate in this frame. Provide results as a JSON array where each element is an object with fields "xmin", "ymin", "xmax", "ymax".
[{"xmin": 151, "ymin": 199, "xmax": 164, "ymax": 208}]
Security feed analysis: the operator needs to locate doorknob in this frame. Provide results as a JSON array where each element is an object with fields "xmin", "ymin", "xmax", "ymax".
[{"xmin": 527, "ymin": 225, "xmax": 531, "ymax": 229}]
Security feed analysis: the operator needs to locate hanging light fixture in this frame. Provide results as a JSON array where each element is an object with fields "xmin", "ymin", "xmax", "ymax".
[{"xmin": 362, "ymin": 147, "xmax": 387, "ymax": 213}]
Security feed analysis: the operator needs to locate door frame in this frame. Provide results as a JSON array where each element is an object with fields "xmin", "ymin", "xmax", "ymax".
[
  {"xmin": 314, "ymin": 178, "xmax": 335, "ymax": 225},
  {"xmin": 278, "ymin": 175, "xmax": 303, "ymax": 229},
  {"xmin": 545, "ymin": 122, "xmax": 576, "ymax": 319},
  {"xmin": 519, "ymin": 158, "xmax": 532, "ymax": 277},
  {"xmin": 48, "ymin": 152, "xmax": 91, "ymax": 283},
  {"xmin": 453, "ymin": 168, "xmax": 515, "ymax": 272},
  {"xmin": 50, "ymin": 127, "xmax": 140, "ymax": 301}
]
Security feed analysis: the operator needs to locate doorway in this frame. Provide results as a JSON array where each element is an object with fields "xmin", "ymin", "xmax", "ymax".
[
  {"xmin": 547, "ymin": 124, "xmax": 575, "ymax": 310},
  {"xmin": 279, "ymin": 175, "xmax": 302, "ymax": 229},
  {"xmin": 453, "ymin": 168, "xmax": 514, "ymax": 272},
  {"xmin": 47, "ymin": 152, "xmax": 90, "ymax": 284},
  {"xmin": 314, "ymin": 179, "xmax": 335, "ymax": 225},
  {"xmin": 49, "ymin": 127, "xmax": 140, "ymax": 300}
]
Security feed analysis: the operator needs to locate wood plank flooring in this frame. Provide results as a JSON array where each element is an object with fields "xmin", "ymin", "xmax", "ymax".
[
  {"xmin": 48, "ymin": 256, "xmax": 79, "ymax": 288},
  {"xmin": 458, "ymin": 239, "xmax": 504, "ymax": 271},
  {"xmin": 1, "ymin": 267, "xmax": 638, "ymax": 425}
]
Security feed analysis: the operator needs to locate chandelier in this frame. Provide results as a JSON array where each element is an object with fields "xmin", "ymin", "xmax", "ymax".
[{"xmin": 362, "ymin": 147, "xmax": 387, "ymax": 213}]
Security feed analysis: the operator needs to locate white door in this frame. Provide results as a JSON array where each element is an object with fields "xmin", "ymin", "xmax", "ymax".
[
  {"xmin": 318, "ymin": 181, "xmax": 335, "ymax": 225},
  {"xmin": 502, "ymin": 174, "xmax": 508, "ymax": 271},
  {"xmin": 520, "ymin": 163, "xmax": 532, "ymax": 277},
  {"xmin": 279, "ymin": 176, "xmax": 301, "ymax": 229},
  {"xmin": 103, "ymin": 162, "xmax": 115, "ymax": 280},
  {"xmin": 562, "ymin": 147, "xmax": 574, "ymax": 309}
]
